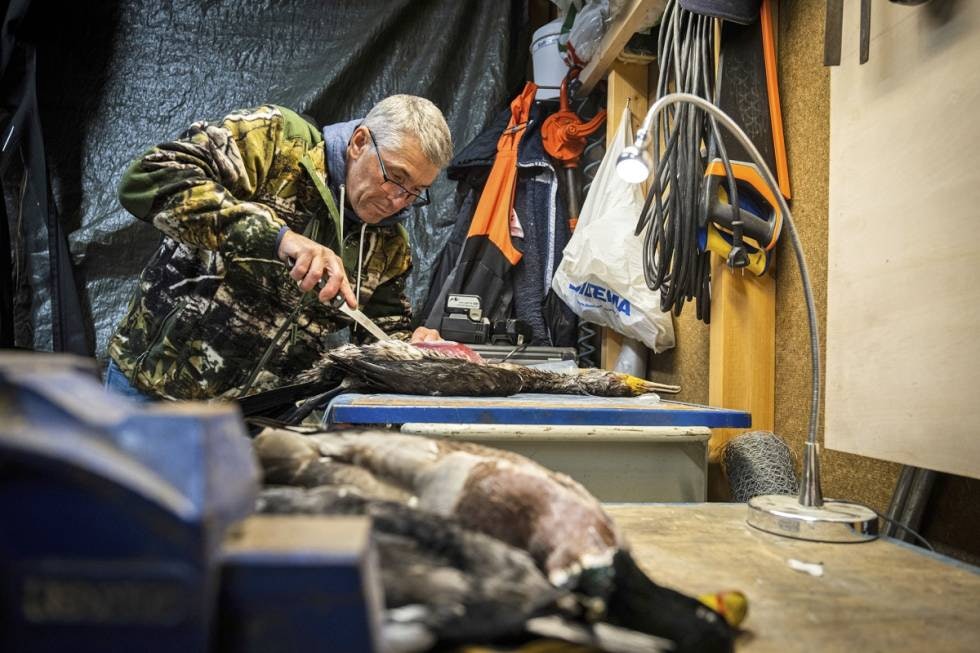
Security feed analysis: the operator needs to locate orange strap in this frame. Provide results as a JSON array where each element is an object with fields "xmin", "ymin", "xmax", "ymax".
[{"xmin": 464, "ymin": 82, "xmax": 538, "ymax": 266}]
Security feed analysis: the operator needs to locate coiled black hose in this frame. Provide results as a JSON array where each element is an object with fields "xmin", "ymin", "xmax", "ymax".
[{"xmin": 635, "ymin": 0, "xmax": 744, "ymax": 324}]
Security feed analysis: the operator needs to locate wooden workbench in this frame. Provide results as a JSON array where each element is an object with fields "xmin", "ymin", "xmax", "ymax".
[{"xmin": 605, "ymin": 503, "xmax": 980, "ymax": 652}]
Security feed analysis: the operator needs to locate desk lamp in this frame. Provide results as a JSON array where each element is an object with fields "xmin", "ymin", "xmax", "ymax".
[{"xmin": 617, "ymin": 92, "xmax": 878, "ymax": 543}]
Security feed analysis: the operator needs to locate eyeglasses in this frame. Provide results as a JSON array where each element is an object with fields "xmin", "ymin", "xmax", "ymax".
[{"xmin": 366, "ymin": 128, "xmax": 431, "ymax": 208}]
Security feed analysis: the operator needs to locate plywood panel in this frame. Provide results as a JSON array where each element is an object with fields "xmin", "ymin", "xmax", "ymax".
[
  {"xmin": 708, "ymin": 257, "xmax": 775, "ymax": 461},
  {"xmin": 775, "ymin": 0, "xmax": 900, "ymax": 516},
  {"xmin": 601, "ymin": 61, "xmax": 648, "ymax": 371},
  {"xmin": 577, "ymin": 0, "xmax": 667, "ymax": 95},
  {"xmin": 707, "ymin": 3, "xmax": 778, "ymax": 461},
  {"xmin": 827, "ymin": 1, "xmax": 980, "ymax": 479}
]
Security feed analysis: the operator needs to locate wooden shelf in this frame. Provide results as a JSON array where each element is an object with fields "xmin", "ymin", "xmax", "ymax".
[{"xmin": 576, "ymin": 0, "xmax": 667, "ymax": 96}]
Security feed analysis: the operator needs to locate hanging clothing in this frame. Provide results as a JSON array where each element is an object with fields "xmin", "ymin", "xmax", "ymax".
[
  {"xmin": 0, "ymin": 0, "xmax": 89, "ymax": 354},
  {"xmin": 423, "ymin": 87, "xmax": 577, "ymax": 346},
  {"xmin": 444, "ymin": 83, "xmax": 534, "ymax": 315}
]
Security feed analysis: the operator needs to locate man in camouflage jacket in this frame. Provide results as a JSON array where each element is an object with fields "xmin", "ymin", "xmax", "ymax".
[{"xmin": 107, "ymin": 97, "xmax": 452, "ymax": 400}]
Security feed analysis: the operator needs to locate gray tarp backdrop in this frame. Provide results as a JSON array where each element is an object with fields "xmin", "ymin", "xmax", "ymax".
[{"xmin": 12, "ymin": 0, "xmax": 529, "ymax": 358}]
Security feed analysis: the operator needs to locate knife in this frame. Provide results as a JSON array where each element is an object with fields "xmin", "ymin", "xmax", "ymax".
[
  {"xmin": 330, "ymin": 295, "xmax": 392, "ymax": 342},
  {"xmin": 286, "ymin": 257, "xmax": 392, "ymax": 341}
]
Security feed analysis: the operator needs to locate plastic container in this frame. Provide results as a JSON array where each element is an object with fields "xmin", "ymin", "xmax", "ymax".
[
  {"xmin": 530, "ymin": 18, "xmax": 570, "ymax": 100},
  {"xmin": 401, "ymin": 423, "xmax": 710, "ymax": 502}
]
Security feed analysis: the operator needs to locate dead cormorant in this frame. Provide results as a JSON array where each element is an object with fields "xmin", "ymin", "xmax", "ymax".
[{"xmin": 296, "ymin": 340, "xmax": 680, "ymax": 398}]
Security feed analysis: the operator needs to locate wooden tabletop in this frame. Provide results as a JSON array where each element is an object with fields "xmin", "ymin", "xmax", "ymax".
[{"xmin": 605, "ymin": 503, "xmax": 980, "ymax": 652}]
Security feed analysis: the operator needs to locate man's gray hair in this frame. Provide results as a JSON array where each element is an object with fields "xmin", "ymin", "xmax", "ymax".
[{"xmin": 363, "ymin": 95, "xmax": 453, "ymax": 169}]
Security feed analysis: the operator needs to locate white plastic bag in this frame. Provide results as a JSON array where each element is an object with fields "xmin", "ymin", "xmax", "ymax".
[
  {"xmin": 567, "ymin": 1, "xmax": 607, "ymax": 64},
  {"xmin": 551, "ymin": 107, "xmax": 675, "ymax": 353}
]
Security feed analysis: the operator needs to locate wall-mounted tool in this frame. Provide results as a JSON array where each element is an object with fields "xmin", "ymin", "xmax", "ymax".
[
  {"xmin": 700, "ymin": 158, "xmax": 782, "ymax": 274},
  {"xmin": 861, "ymin": 0, "xmax": 872, "ymax": 64},
  {"xmin": 541, "ymin": 70, "xmax": 606, "ymax": 231},
  {"xmin": 717, "ymin": 0, "xmax": 791, "ymax": 198},
  {"xmin": 826, "ymin": 0, "xmax": 881, "ymax": 66},
  {"xmin": 706, "ymin": 0, "xmax": 789, "ymax": 272},
  {"xmin": 825, "ymin": 0, "xmax": 844, "ymax": 66}
]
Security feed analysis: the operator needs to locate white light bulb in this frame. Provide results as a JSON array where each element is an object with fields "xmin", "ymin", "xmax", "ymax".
[{"xmin": 616, "ymin": 149, "xmax": 650, "ymax": 184}]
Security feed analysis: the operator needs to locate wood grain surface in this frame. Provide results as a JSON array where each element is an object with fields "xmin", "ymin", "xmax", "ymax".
[{"xmin": 607, "ymin": 503, "xmax": 980, "ymax": 652}]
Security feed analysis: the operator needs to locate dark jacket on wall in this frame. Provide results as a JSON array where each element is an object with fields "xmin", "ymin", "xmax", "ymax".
[{"xmin": 422, "ymin": 99, "xmax": 577, "ymax": 346}]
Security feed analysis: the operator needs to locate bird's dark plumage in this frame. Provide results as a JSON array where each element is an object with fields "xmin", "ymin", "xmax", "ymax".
[
  {"xmin": 295, "ymin": 340, "xmax": 679, "ymax": 397},
  {"xmin": 606, "ymin": 550, "xmax": 734, "ymax": 653},
  {"xmin": 333, "ymin": 355, "xmax": 523, "ymax": 396}
]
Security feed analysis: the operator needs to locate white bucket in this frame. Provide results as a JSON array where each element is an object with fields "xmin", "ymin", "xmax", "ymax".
[{"xmin": 530, "ymin": 18, "xmax": 570, "ymax": 101}]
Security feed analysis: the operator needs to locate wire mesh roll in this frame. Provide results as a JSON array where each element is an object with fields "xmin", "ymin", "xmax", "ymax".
[{"xmin": 722, "ymin": 430, "xmax": 800, "ymax": 502}]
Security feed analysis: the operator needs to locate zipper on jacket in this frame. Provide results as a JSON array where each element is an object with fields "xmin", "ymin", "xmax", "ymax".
[{"xmin": 352, "ymin": 221, "xmax": 368, "ymax": 336}]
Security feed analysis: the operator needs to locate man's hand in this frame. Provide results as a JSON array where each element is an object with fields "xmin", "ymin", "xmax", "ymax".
[
  {"xmin": 410, "ymin": 326, "xmax": 442, "ymax": 343},
  {"xmin": 278, "ymin": 230, "xmax": 356, "ymax": 307}
]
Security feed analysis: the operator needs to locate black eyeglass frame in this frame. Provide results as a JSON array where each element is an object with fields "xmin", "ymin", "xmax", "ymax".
[{"xmin": 366, "ymin": 128, "xmax": 431, "ymax": 208}]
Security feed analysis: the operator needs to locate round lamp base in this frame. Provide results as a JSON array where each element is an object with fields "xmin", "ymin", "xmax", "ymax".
[{"xmin": 747, "ymin": 494, "xmax": 879, "ymax": 543}]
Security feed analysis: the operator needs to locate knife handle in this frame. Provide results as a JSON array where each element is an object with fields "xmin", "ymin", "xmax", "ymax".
[{"xmin": 286, "ymin": 256, "xmax": 332, "ymax": 296}]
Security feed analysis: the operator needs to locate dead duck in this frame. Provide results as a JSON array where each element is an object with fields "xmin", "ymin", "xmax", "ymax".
[
  {"xmin": 256, "ymin": 427, "xmax": 621, "ymax": 593},
  {"xmin": 257, "ymin": 485, "xmax": 566, "ymax": 651},
  {"xmin": 295, "ymin": 340, "xmax": 679, "ymax": 398},
  {"xmin": 254, "ymin": 428, "xmax": 735, "ymax": 652}
]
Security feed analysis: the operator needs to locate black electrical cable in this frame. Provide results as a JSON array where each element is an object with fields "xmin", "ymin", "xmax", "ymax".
[
  {"xmin": 239, "ymin": 295, "xmax": 309, "ymax": 399},
  {"xmin": 639, "ymin": 1, "xmax": 711, "ymax": 320},
  {"xmin": 278, "ymin": 383, "xmax": 349, "ymax": 425},
  {"xmin": 496, "ymin": 342, "xmax": 529, "ymax": 364},
  {"xmin": 874, "ymin": 510, "xmax": 935, "ymax": 552},
  {"xmin": 636, "ymin": 0, "xmax": 747, "ymax": 324}
]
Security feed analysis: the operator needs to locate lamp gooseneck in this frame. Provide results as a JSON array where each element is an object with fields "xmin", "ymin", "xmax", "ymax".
[{"xmin": 618, "ymin": 93, "xmax": 820, "ymax": 481}]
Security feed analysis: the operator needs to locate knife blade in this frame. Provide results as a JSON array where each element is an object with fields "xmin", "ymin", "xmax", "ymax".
[
  {"xmin": 332, "ymin": 296, "xmax": 392, "ymax": 342},
  {"xmin": 284, "ymin": 257, "xmax": 392, "ymax": 341}
]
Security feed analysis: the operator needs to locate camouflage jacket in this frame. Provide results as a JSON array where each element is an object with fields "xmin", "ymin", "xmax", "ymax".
[{"xmin": 108, "ymin": 105, "xmax": 414, "ymax": 401}]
